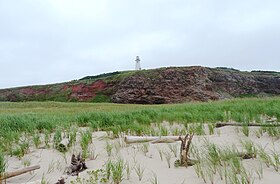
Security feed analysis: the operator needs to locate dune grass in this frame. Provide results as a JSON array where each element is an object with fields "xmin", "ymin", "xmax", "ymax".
[
  {"xmin": 0, "ymin": 97, "xmax": 280, "ymax": 152},
  {"xmin": 0, "ymin": 149, "xmax": 6, "ymax": 177}
]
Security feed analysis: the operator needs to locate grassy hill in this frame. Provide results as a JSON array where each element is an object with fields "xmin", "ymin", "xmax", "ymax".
[{"xmin": 0, "ymin": 66, "xmax": 279, "ymax": 103}]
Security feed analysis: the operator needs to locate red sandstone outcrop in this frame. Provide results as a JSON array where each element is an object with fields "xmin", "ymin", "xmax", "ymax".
[{"xmin": 0, "ymin": 66, "xmax": 279, "ymax": 103}]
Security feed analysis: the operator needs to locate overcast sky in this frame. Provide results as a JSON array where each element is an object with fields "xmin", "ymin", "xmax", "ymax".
[{"xmin": 0, "ymin": 0, "xmax": 280, "ymax": 89}]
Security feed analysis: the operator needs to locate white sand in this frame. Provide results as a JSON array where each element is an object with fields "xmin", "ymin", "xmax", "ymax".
[{"xmin": 5, "ymin": 126, "xmax": 280, "ymax": 184}]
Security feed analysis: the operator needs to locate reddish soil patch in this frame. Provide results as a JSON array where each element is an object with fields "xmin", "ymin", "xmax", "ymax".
[{"xmin": 66, "ymin": 80, "xmax": 107, "ymax": 101}]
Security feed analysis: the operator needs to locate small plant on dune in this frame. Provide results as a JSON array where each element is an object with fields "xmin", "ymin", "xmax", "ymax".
[
  {"xmin": 32, "ymin": 131, "xmax": 41, "ymax": 148},
  {"xmin": 22, "ymin": 157, "xmax": 31, "ymax": 167},
  {"xmin": 255, "ymin": 162, "xmax": 263, "ymax": 180},
  {"xmin": 257, "ymin": 145, "xmax": 271, "ymax": 167},
  {"xmin": 81, "ymin": 131, "xmax": 92, "ymax": 159},
  {"xmin": 12, "ymin": 147, "xmax": 23, "ymax": 159},
  {"xmin": 171, "ymin": 126, "xmax": 183, "ymax": 136},
  {"xmin": 194, "ymin": 162, "xmax": 207, "ymax": 183},
  {"xmin": 103, "ymin": 159, "xmax": 125, "ymax": 184},
  {"xmin": 157, "ymin": 147, "xmax": 163, "ymax": 161},
  {"xmin": 193, "ymin": 162, "xmax": 202, "ymax": 178},
  {"xmin": 242, "ymin": 124, "xmax": 249, "ymax": 137},
  {"xmin": 87, "ymin": 169, "xmax": 104, "ymax": 184},
  {"xmin": 228, "ymin": 170, "xmax": 239, "ymax": 184},
  {"xmin": 240, "ymin": 167, "xmax": 254, "ymax": 184},
  {"xmin": 89, "ymin": 147, "xmax": 99, "ymax": 160},
  {"xmin": 174, "ymin": 159, "xmax": 181, "ymax": 168},
  {"xmin": 271, "ymin": 149, "xmax": 280, "ymax": 172},
  {"xmin": 219, "ymin": 146, "xmax": 236, "ymax": 162},
  {"xmin": 116, "ymin": 135, "xmax": 126, "ymax": 148},
  {"xmin": 266, "ymin": 126, "xmax": 280, "ymax": 138},
  {"xmin": 141, "ymin": 143, "xmax": 150, "ymax": 156},
  {"xmin": 228, "ymin": 163, "xmax": 254, "ymax": 184},
  {"xmin": 207, "ymin": 123, "xmax": 215, "ymax": 135},
  {"xmin": 195, "ymin": 123, "xmax": 205, "ymax": 135},
  {"xmin": 110, "ymin": 159, "xmax": 125, "ymax": 184},
  {"xmin": 105, "ymin": 160, "xmax": 112, "ymax": 181},
  {"xmin": 13, "ymin": 139, "xmax": 30, "ymax": 158},
  {"xmin": 43, "ymin": 129, "xmax": 51, "ymax": 148},
  {"xmin": 163, "ymin": 151, "xmax": 172, "ymax": 168},
  {"xmin": 216, "ymin": 164, "xmax": 224, "ymax": 180},
  {"xmin": 84, "ymin": 129, "xmax": 93, "ymax": 143},
  {"xmin": 125, "ymin": 161, "xmax": 131, "ymax": 180},
  {"xmin": 70, "ymin": 176, "xmax": 86, "ymax": 184},
  {"xmin": 150, "ymin": 172, "xmax": 159, "ymax": 184},
  {"xmin": 190, "ymin": 144, "xmax": 201, "ymax": 161},
  {"xmin": 230, "ymin": 156, "xmax": 243, "ymax": 174},
  {"xmin": 0, "ymin": 149, "xmax": 6, "ymax": 178},
  {"xmin": 47, "ymin": 160, "xmax": 56, "ymax": 174},
  {"xmin": 53, "ymin": 128, "xmax": 62, "ymax": 150},
  {"xmin": 68, "ymin": 128, "xmax": 78, "ymax": 147},
  {"xmin": 240, "ymin": 140, "xmax": 257, "ymax": 159},
  {"xmin": 168, "ymin": 143, "xmax": 178, "ymax": 157},
  {"xmin": 40, "ymin": 173, "xmax": 49, "ymax": 184},
  {"xmin": 187, "ymin": 123, "xmax": 205, "ymax": 135},
  {"xmin": 105, "ymin": 141, "xmax": 113, "ymax": 157},
  {"xmin": 206, "ymin": 164, "xmax": 215, "ymax": 184},
  {"xmin": 206, "ymin": 142, "xmax": 221, "ymax": 170},
  {"xmin": 255, "ymin": 128, "xmax": 263, "ymax": 138},
  {"xmin": 159, "ymin": 126, "xmax": 169, "ymax": 136},
  {"xmin": 150, "ymin": 128, "xmax": 159, "ymax": 136},
  {"xmin": 134, "ymin": 164, "xmax": 145, "ymax": 181}
]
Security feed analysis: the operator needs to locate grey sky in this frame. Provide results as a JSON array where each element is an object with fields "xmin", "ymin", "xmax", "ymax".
[{"xmin": 0, "ymin": 0, "xmax": 280, "ymax": 89}]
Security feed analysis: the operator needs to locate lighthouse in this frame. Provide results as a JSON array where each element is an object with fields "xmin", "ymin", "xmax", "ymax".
[{"xmin": 135, "ymin": 56, "xmax": 141, "ymax": 70}]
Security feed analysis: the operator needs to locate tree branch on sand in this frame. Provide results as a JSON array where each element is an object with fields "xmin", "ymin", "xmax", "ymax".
[{"xmin": 179, "ymin": 134, "xmax": 197, "ymax": 167}]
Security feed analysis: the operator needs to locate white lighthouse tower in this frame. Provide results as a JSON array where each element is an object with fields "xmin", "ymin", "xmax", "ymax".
[{"xmin": 135, "ymin": 56, "xmax": 141, "ymax": 70}]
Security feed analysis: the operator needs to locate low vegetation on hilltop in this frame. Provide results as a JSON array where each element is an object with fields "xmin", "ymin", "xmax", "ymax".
[{"xmin": 0, "ymin": 66, "xmax": 279, "ymax": 103}]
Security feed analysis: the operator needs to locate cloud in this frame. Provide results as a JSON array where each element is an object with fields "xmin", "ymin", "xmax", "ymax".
[{"xmin": 0, "ymin": 0, "xmax": 280, "ymax": 88}]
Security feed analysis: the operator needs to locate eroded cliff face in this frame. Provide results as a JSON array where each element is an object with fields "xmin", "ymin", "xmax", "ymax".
[
  {"xmin": 111, "ymin": 66, "xmax": 280, "ymax": 104},
  {"xmin": 111, "ymin": 67, "xmax": 219, "ymax": 104},
  {"xmin": 208, "ymin": 69, "xmax": 280, "ymax": 98},
  {"xmin": 0, "ymin": 66, "xmax": 279, "ymax": 103}
]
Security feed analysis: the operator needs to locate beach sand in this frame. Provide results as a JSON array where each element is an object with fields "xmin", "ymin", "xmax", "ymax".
[{"xmin": 5, "ymin": 125, "xmax": 280, "ymax": 184}]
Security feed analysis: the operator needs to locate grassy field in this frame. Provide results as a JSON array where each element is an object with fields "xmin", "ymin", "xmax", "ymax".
[{"xmin": 0, "ymin": 97, "xmax": 279, "ymax": 138}]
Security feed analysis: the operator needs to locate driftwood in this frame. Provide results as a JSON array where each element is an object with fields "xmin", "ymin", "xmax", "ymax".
[
  {"xmin": 238, "ymin": 152, "xmax": 256, "ymax": 159},
  {"xmin": 124, "ymin": 136, "xmax": 181, "ymax": 144},
  {"xmin": 55, "ymin": 178, "xmax": 66, "ymax": 184},
  {"xmin": 216, "ymin": 122, "xmax": 280, "ymax": 128},
  {"xmin": 67, "ymin": 153, "xmax": 87, "ymax": 176},
  {"xmin": 150, "ymin": 138, "xmax": 176, "ymax": 144},
  {"xmin": 179, "ymin": 134, "xmax": 197, "ymax": 167},
  {"xmin": 0, "ymin": 165, "xmax": 40, "ymax": 181}
]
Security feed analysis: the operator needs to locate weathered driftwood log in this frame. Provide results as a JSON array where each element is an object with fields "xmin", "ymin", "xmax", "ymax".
[
  {"xmin": 55, "ymin": 178, "xmax": 66, "ymax": 184},
  {"xmin": 150, "ymin": 138, "xmax": 176, "ymax": 144},
  {"xmin": 67, "ymin": 153, "xmax": 87, "ymax": 176},
  {"xmin": 124, "ymin": 136, "xmax": 181, "ymax": 144},
  {"xmin": 216, "ymin": 122, "xmax": 280, "ymax": 128},
  {"xmin": 0, "ymin": 165, "xmax": 40, "ymax": 181},
  {"xmin": 179, "ymin": 134, "xmax": 197, "ymax": 167}
]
